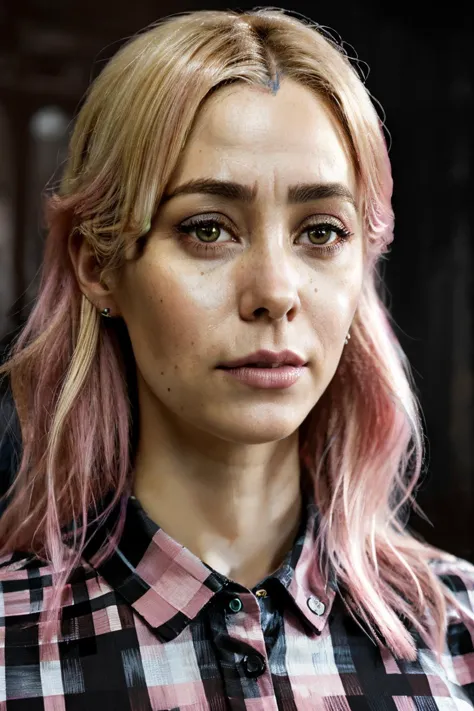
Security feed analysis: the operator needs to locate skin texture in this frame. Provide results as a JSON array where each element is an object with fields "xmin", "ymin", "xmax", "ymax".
[{"xmin": 70, "ymin": 78, "xmax": 364, "ymax": 588}]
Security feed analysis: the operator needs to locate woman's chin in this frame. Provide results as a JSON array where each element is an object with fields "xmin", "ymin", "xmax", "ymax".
[{"xmin": 204, "ymin": 416, "xmax": 305, "ymax": 445}]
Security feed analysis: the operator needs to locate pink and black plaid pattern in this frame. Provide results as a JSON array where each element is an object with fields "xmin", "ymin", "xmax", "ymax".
[{"xmin": 0, "ymin": 489, "xmax": 473, "ymax": 710}]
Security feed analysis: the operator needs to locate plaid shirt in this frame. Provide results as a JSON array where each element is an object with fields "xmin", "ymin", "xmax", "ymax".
[{"xmin": 0, "ymin": 487, "xmax": 473, "ymax": 710}]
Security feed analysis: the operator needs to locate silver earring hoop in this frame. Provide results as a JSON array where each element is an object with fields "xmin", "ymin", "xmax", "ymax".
[
  {"xmin": 100, "ymin": 307, "xmax": 111, "ymax": 318},
  {"xmin": 344, "ymin": 332, "xmax": 351, "ymax": 345}
]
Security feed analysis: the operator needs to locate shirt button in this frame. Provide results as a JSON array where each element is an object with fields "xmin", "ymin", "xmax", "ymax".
[
  {"xmin": 228, "ymin": 597, "xmax": 243, "ymax": 613},
  {"xmin": 243, "ymin": 653, "xmax": 266, "ymax": 678},
  {"xmin": 307, "ymin": 596, "xmax": 326, "ymax": 616}
]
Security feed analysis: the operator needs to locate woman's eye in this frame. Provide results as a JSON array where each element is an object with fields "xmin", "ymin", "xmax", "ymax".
[
  {"xmin": 174, "ymin": 216, "xmax": 353, "ymax": 255},
  {"xmin": 302, "ymin": 223, "xmax": 349, "ymax": 245},
  {"xmin": 177, "ymin": 220, "xmax": 232, "ymax": 243},
  {"xmin": 193, "ymin": 223, "xmax": 226, "ymax": 242}
]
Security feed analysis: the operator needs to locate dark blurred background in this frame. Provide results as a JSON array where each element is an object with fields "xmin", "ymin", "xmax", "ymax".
[{"xmin": 0, "ymin": 0, "xmax": 472, "ymax": 560}]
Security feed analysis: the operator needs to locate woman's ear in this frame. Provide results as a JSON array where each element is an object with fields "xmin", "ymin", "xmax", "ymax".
[{"xmin": 68, "ymin": 230, "xmax": 122, "ymax": 317}]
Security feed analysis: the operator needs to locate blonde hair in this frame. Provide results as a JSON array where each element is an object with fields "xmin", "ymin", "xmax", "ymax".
[{"xmin": 0, "ymin": 8, "xmax": 467, "ymax": 663}]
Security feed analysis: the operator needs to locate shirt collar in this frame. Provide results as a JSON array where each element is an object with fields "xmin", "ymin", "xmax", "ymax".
[{"xmin": 81, "ymin": 480, "xmax": 337, "ymax": 643}]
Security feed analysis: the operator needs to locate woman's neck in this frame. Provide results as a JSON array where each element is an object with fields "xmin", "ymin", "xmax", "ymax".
[{"xmin": 132, "ymin": 425, "xmax": 303, "ymax": 588}]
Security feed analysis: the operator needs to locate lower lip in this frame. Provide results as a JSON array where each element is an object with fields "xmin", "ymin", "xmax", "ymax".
[{"xmin": 217, "ymin": 365, "xmax": 306, "ymax": 389}]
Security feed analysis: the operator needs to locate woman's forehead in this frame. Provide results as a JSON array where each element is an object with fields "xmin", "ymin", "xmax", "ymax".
[{"xmin": 167, "ymin": 79, "xmax": 358, "ymax": 204}]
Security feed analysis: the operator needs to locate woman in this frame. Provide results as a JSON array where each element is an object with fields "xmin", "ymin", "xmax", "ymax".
[{"xmin": 0, "ymin": 8, "xmax": 473, "ymax": 709}]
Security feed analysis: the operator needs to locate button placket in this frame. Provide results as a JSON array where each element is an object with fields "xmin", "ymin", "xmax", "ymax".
[{"xmin": 220, "ymin": 593, "xmax": 271, "ymax": 690}]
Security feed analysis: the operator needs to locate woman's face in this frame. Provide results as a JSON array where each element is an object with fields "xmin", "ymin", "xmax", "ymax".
[{"xmin": 112, "ymin": 78, "xmax": 364, "ymax": 443}]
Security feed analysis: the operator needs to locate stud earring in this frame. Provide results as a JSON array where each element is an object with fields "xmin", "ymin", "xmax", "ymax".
[
  {"xmin": 100, "ymin": 307, "xmax": 111, "ymax": 318},
  {"xmin": 344, "ymin": 332, "xmax": 351, "ymax": 346}
]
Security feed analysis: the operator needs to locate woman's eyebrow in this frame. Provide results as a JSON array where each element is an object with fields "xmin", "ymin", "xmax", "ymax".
[{"xmin": 162, "ymin": 178, "xmax": 357, "ymax": 209}]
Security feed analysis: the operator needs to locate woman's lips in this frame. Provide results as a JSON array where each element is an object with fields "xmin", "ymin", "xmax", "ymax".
[{"xmin": 217, "ymin": 364, "xmax": 307, "ymax": 389}]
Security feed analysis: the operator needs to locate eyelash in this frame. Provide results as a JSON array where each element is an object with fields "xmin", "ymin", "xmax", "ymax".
[{"xmin": 173, "ymin": 215, "xmax": 354, "ymax": 257}]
